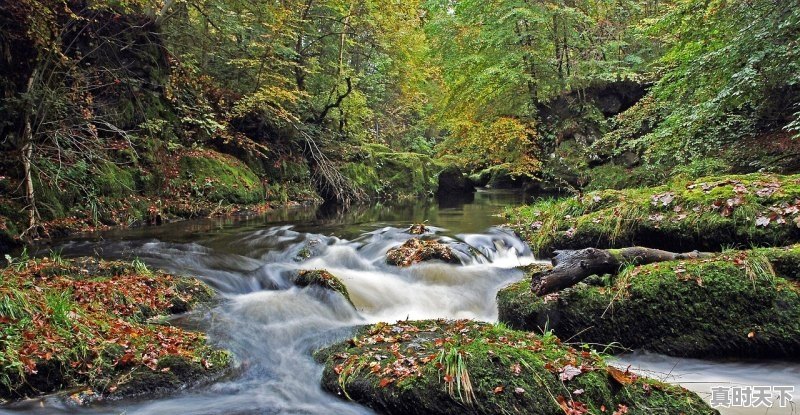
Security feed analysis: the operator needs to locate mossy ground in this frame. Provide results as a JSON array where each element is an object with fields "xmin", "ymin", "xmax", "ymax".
[
  {"xmin": 315, "ymin": 320, "xmax": 716, "ymax": 415},
  {"xmin": 507, "ymin": 173, "xmax": 800, "ymax": 257},
  {"xmin": 171, "ymin": 149, "xmax": 264, "ymax": 205},
  {"xmin": 0, "ymin": 147, "xmax": 277, "ymax": 246},
  {"xmin": 0, "ymin": 256, "xmax": 230, "ymax": 403},
  {"xmin": 498, "ymin": 246, "xmax": 800, "ymax": 358}
]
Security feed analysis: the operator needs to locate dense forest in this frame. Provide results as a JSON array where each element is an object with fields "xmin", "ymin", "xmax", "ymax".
[
  {"xmin": 1, "ymin": 0, "xmax": 800, "ymax": 413},
  {"xmin": 1, "ymin": 0, "xmax": 797, "ymax": 247}
]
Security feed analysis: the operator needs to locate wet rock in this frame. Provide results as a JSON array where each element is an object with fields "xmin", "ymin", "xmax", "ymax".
[
  {"xmin": 294, "ymin": 239, "xmax": 322, "ymax": 262},
  {"xmin": 108, "ymin": 354, "xmax": 230, "ymax": 400},
  {"xmin": 468, "ymin": 169, "xmax": 492, "ymax": 187},
  {"xmin": 407, "ymin": 224, "xmax": 429, "ymax": 235},
  {"xmin": 315, "ymin": 320, "xmax": 717, "ymax": 415},
  {"xmin": 293, "ymin": 270, "xmax": 353, "ymax": 306},
  {"xmin": 386, "ymin": 238, "xmax": 460, "ymax": 267},
  {"xmin": 437, "ymin": 166, "xmax": 474, "ymax": 197},
  {"xmin": 498, "ymin": 247, "xmax": 800, "ymax": 358}
]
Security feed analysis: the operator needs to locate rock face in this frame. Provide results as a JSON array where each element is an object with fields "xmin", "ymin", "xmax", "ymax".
[
  {"xmin": 437, "ymin": 166, "xmax": 475, "ymax": 197},
  {"xmin": 315, "ymin": 320, "xmax": 717, "ymax": 415},
  {"xmin": 386, "ymin": 238, "xmax": 460, "ymax": 267},
  {"xmin": 498, "ymin": 247, "xmax": 800, "ymax": 358}
]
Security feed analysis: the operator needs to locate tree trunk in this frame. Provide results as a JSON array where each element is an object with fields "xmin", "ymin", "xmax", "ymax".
[
  {"xmin": 531, "ymin": 247, "xmax": 713, "ymax": 296},
  {"xmin": 21, "ymin": 67, "xmax": 39, "ymax": 239}
]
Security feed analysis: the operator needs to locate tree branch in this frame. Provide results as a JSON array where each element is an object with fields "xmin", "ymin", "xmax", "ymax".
[{"xmin": 315, "ymin": 76, "xmax": 352, "ymax": 124}]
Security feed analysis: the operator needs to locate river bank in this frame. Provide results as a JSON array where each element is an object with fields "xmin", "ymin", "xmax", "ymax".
[{"xmin": 0, "ymin": 256, "xmax": 230, "ymax": 404}]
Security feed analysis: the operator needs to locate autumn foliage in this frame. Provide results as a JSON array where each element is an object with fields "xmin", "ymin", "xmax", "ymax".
[{"xmin": 0, "ymin": 256, "xmax": 229, "ymax": 401}]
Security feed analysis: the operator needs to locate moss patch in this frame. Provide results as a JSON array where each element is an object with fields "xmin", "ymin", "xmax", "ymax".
[
  {"xmin": 341, "ymin": 144, "xmax": 443, "ymax": 200},
  {"xmin": 498, "ymin": 247, "xmax": 800, "ymax": 358},
  {"xmin": 508, "ymin": 173, "xmax": 800, "ymax": 256},
  {"xmin": 315, "ymin": 320, "xmax": 716, "ymax": 415},
  {"xmin": 293, "ymin": 270, "xmax": 353, "ymax": 307},
  {"xmin": 0, "ymin": 256, "xmax": 230, "ymax": 402},
  {"xmin": 172, "ymin": 149, "xmax": 263, "ymax": 205},
  {"xmin": 94, "ymin": 162, "xmax": 137, "ymax": 199}
]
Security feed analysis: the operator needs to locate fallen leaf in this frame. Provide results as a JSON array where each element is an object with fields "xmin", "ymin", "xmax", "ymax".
[
  {"xmin": 559, "ymin": 365, "xmax": 582, "ymax": 381},
  {"xmin": 756, "ymin": 216, "xmax": 771, "ymax": 227},
  {"xmin": 613, "ymin": 404, "xmax": 629, "ymax": 415},
  {"xmin": 606, "ymin": 366, "xmax": 634, "ymax": 385}
]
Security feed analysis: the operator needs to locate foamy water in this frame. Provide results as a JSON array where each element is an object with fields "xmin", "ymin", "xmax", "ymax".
[{"xmin": 2, "ymin": 221, "xmax": 798, "ymax": 415}]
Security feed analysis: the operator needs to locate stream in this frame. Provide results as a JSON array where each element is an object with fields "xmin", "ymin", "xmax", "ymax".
[{"xmin": 1, "ymin": 190, "xmax": 798, "ymax": 415}]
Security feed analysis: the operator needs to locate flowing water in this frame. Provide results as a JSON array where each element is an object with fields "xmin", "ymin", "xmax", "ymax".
[{"xmin": 1, "ymin": 190, "xmax": 798, "ymax": 415}]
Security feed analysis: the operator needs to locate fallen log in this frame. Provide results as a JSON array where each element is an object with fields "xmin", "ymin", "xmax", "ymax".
[{"xmin": 531, "ymin": 247, "xmax": 713, "ymax": 296}]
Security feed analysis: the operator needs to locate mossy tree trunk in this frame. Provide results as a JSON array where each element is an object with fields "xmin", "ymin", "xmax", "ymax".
[{"xmin": 532, "ymin": 247, "xmax": 712, "ymax": 296}]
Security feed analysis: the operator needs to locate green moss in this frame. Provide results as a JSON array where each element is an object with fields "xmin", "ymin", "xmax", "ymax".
[
  {"xmin": 294, "ymin": 270, "xmax": 353, "ymax": 307},
  {"xmin": 341, "ymin": 145, "xmax": 443, "ymax": 199},
  {"xmin": 508, "ymin": 173, "xmax": 800, "ymax": 256},
  {"xmin": 755, "ymin": 245, "xmax": 800, "ymax": 280},
  {"xmin": 94, "ymin": 162, "xmax": 137, "ymax": 198},
  {"xmin": 315, "ymin": 320, "xmax": 716, "ymax": 415},
  {"xmin": 175, "ymin": 151, "xmax": 263, "ymax": 204},
  {"xmin": 583, "ymin": 164, "xmax": 665, "ymax": 191},
  {"xmin": 32, "ymin": 176, "xmax": 69, "ymax": 220},
  {"xmin": 498, "ymin": 249, "xmax": 800, "ymax": 358}
]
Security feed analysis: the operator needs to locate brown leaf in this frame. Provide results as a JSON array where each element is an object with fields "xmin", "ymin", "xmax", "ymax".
[
  {"xmin": 613, "ymin": 404, "xmax": 629, "ymax": 415},
  {"xmin": 556, "ymin": 395, "xmax": 570, "ymax": 414},
  {"xmin": 606, "ymin": 366, "xmax": 634, "ymax": 385}
]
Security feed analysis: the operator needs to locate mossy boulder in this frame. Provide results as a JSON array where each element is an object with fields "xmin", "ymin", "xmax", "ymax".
[
  {"xmin": 0, "ymin": 257, "xmax": 231, "ymax": 402},
  {"xmin": 508, "ymin": 173, "xmax": 800, "ymax": 256},
  {"xmin": 293, "ymin": 270, "xmax": 353, "ymax": 306},
  {"xmin": 108, "ymin": 352, "xmax": 230, "ymax": 400},
  {"xmin": 315, "ymin": 320, "xmax": 717, "ymax": 415},
  {"xmin": 437, "ymin": 165, "xmax": 474, "ymax": 197},
  {"xmin": 341, "ymin": 144, "xmax": 443, "ymax": 199},
  {"xmin": 173, "ymin": 150, "xmax": 263, "ymax": 204},
  {"xmin": 386, "ymin": 238, "xmax": 460, "ymax": 267},
  {"xmin": 498, "ymin": 247, "xmax": 800, "ymax": 358}
]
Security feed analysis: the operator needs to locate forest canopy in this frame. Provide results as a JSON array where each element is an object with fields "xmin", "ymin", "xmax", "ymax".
[{"xmin": 0, "ymin": 0, "xmax": 798, "ymax": 240}]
